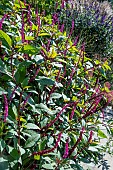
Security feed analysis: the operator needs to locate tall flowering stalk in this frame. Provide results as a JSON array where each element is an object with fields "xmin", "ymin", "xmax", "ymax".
[
  {"xmin": 68, "ymin": 127, "xmax": 85, "ymax": 157},
  {"xmin": 81, "ymin": 95, "xmax": 102, "ymax": 120},
  {"xmin": 41, "ymin": 103, "xmax": 74, "ymax": 131},
  {"xmin": 74, "ymin": 130, "xmax": 93, "ymax": 159},
  {"xmin": 27, "ymin": 5, "xmax": 32, "ymax": 32},
  {"xmin": 33, "ymin": 132, "xmax": 62, "ymax": 156},
  {"xmin": 21, "ymin": 10, "xmax": 25, "ymax": 43},
  {"xmin": 3, "ymin": 94, "xmax": 8, "ymax": 122}
]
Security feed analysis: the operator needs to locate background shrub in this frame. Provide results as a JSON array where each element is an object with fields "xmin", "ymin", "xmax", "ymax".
[{"xmin": 58, "ymin": 0, "xmax": 113, "ymax": 58}]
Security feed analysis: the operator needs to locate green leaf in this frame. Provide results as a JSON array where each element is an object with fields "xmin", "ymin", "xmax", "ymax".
[
  {"xmin": 50, "ymin": 93, "xmax": 62, "ymax": 99},
  {"xmin": 88, "ymin": 146, "xmax": 98, "ymax": 152},
  {"xmin": 0, "ymin": 30, "xmax": 12, "ymax": 48},
  {"xmin": 25, "ymin": 134, "xmax": 40, "ymax": 148},
  {"xmin": 14, "ymin": 66, "xmax": 26, "ymax": 84},
  {"xmin": 110, "ymin": 128, "xmax": 113, "ymax": 135},
  {"xmin": 80, "ymin": 158, "xmax": 91, "ymax": 163},
  {"xmin": 0, "ymin": 87, "xmax": 7, "ymax": 95},
  {"xmin": 19, "ymin": 45, "xmax": 40, "ymax": 54},
  {"xmin": 34, "ymin": 154, "xmax": 40, "ymax": 160},
  {"xmin": 0, "ymin": 157, "xmax": 8, "ymax": 170},
  {"xmin": 10, "ymin": 149, "xmax": 20, "ymax": 160},
  {"xmin": 22, "ymin": 77, "xmax": 29, "ymax": 88},
  {"xmin": 36, "ymin": 103, "xmax": 55, "ymax": 115},
  {"xmin": 98, "ymin": 130, "xmax": 107, "ymax": 138},
  {"xmin": 36, "ymin": 76, "xmax": 55, "ymax": 86},
  {"xmin": 0, "ymin": 139, "xmax": 6, "ymax": 152},
  {"xmin": 26, "ymin": 123, "xmax": 40, "ymax": 130},
  {"xmin": 38, "ymin": 33, "xmax": 50, "ymax": 36},
  {"xmin": 25, "ymin": 36, "xmax": 35, "ymax": 41},
  {"xmin": 39, "ymin": 139, "xmax": 47, "ymax": 151},
  {"xmin": 42, "ymin": 164, "xmax": 54, "ymax": 169}
]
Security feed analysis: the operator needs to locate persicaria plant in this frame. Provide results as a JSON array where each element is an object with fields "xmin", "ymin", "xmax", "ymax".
[{"xmin": 0, "ymin": 0, "xmax": 113, "ymax": 169}]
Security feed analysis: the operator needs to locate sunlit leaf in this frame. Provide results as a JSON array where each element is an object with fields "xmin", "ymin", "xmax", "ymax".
[{"xmin": 0, "ymin": 30, "xmax": 12, "ymax": 48}]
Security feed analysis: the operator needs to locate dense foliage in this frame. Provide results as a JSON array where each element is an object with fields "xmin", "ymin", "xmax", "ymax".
[{"xmin": 0, "ymin": 0, "xmax": 113, "ymax": 170}]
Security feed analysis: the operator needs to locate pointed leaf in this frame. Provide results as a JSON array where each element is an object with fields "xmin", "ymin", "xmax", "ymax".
[{"xmin": 0, "ymin": 30, "xmax": 12, "ymax": 48}]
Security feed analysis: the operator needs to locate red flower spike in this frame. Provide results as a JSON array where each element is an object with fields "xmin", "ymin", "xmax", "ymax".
[{"xmin": 33, "ymin": 132, "xmax": 62, "ymax": 156}]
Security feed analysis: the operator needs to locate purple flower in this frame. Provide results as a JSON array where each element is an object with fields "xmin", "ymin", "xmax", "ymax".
[
  {"xmin": 3, "ymin": 94, "xmax": 8, "ymax": 122},
  {"xmin": 63, "ymin": 138, "xmax": 69, "ymax": 158}
]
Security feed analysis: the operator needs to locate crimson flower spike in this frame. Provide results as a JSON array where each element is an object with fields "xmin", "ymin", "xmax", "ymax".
[
  {"xmin": 88, "ymin": 131, "xmax": 93, "ymax": 143},
  {"xmin": 21, "ymin": 10, "xmax": 25, "ymax": 43},
  {"xmin": 27, "ymin": 5, "xmax": 32, "ymax": 31},
  {"xmin": 74, "ymin": 130, "xmax": 93, "ymax": 159},
  {"xmin": 70, "ymin": 102, "xmax": 77, "ymax": 120},
  {"xmin": 21, "ymin": 92, "xmax": 32, "ymax": 110},
  {"xmin": 32, "ymin": 132, "xmax": 62, "ymax": 156},
  {"xmin": 63, "ymin": 138, "xmax": 69, "ymax": 158},
  {"xmin": 3, "ymin": 94, "xmax": 8, "ymax": 122},
  {"xmin": 67, "ymin": 67, "xmax": 75, "ymax": 88},
  {"xmin": 61, "ymin": 0, "xmax": 65, "ymax": 9},
  {"xmin": 0, "ymin": 14, "xmax": 7, "ymax": 30},
  {"xmin": 41, "ymin": 103, "xmax": 74, "ymax": 131},
  {"xmin": 81, "ymin": 96, "xmax": 102, "ymax": 120},
  {"xmin": 68, "ymin": 127, "xmax": 85, "ymax": 157}
]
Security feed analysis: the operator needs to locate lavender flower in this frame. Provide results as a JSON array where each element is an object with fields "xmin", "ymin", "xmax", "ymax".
[{"xmin": 3, "ymin": 94, "xmax": 8, "ymax": 122}]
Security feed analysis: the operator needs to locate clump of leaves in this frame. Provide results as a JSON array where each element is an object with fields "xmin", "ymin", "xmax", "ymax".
[{"xmin": 0, "ymin": 0, "xmax": 113, "ymax": 170}]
